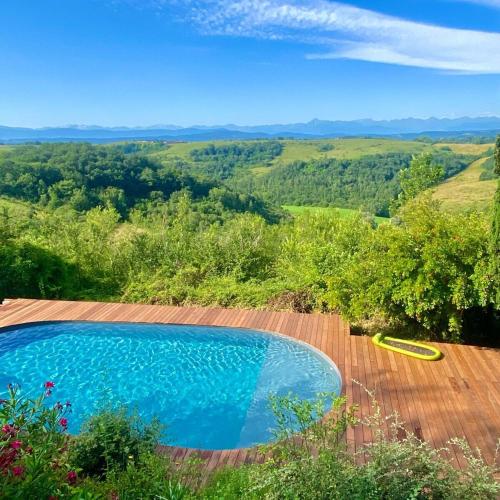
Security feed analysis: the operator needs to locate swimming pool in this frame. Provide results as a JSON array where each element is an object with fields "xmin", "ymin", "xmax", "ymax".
[{"xmin": 0, "ymin": 321, "xmax": 341, "ymax": 450}]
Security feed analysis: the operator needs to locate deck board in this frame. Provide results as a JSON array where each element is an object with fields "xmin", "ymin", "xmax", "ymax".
[{"xmin": 0, "ymin": 299, "xmax": 498, "ymax": 474}]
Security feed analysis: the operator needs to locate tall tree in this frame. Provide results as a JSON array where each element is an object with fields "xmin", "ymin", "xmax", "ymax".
[{"xmin": 392, "ymin": 153, "xmax": 444, "ymax": 212}]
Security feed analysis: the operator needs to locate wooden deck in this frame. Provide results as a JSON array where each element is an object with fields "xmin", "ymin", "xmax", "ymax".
[{"xmin": 0, "ymin": 298, "xmax": 498, "ymax": 472}]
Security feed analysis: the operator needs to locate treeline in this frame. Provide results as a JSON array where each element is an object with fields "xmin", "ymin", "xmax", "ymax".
[
  {"xmin": 188, "ymin": 141, "xmax": 283, "ymax": 179},
  {"xmin": 230, "ymin": 152, "xmax": 474, "ymax": 216},
  {"xmin": 0, "ymin": 143, "xmax": 280, "ymax": 222},
  {"xmin": 479, "ymin": 155, "xmax": 499, "ymax": 181}
]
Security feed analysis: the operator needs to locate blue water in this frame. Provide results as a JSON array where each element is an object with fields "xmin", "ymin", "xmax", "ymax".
[{"xmin": 0, "ymin": 321, "xmax": 341, "ymax": 449}]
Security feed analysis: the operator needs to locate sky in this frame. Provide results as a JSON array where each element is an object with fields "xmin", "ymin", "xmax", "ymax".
[{"xmin": 1, "ymin": 0, "xmax": 499, "ymax": 127}]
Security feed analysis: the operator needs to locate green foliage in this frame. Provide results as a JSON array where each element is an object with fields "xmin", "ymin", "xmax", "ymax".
[
  {"xmin": 189, "ymin": 141, "xmax": 283, "ymax": 179},
  {"xmin": 0, "ymin": 141, "xmax": 495, "ymax": 341},
  {"xmin": 478, "ymin": 156, "xmax": 498, "ymax": 181},
  {"xmin": 70, "ymin": 407, "xmax": 163, "ymax": 479},
  {"xmin": 273, "ymin": 211, "xmax": 372, "ymax": 311},
  {"xmin": 199, "ymin": 392, "xmax": 499, "ymax": 500},
  {"xmin": 1, "ymin": 383, "xmax": 498, "ymax": 498},
  {"xmin": 231, "ymin": 151, "xmax": 471, "ymax": 216},
  {"xmin": 317, "ymin": 143, "xmax": 334, "ymax": 152},
  {"xmin": 232, "ymin": 153, "xmax": 411, "ymax": 216},
  {"xmin": 0, "ymin": 382, "xmax": 190, "ymax": 499},
  {"xmin": 282, "ymin": 205, "xmax": 388, "ymax": 225},
  {"xmin": 0, "ymin": 215, "xmax": 77, "ymax": 301},
  {"xmin": 0, "ymin": 143, "xmax": 210, "ymax": 211},
  {"xmin": 393, "ymin": 153, "xmax": 444, "ymax": 210},
  {"xmin": 327, "ymin": 197, "xmax": 494, "ymax": 341},
  {"xmin": 0, "ymin": 383, "xmax": 76, "ymax": 499},
  {"xmin": 0, "ymin": 143, "xmax": 279, "ymax": 222},
  {"xmin": 82, "ymin": 451, "xmax": 192, "ymax": 500},
  {"xmin": 0, "ymin": 191, "xmax": 495, "ymax": 341}
]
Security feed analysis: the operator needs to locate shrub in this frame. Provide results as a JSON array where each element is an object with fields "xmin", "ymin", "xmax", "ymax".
[
  {"xmin": 199, "ymin": 390, "xmax": 499, "ymax": 500},
  {"xmin": 327, "ymin": 197, "xmax": 495, "ymax": 341},
  {"xmin": 82, "ymin": 451, "xmax": 192, "ymax": 500},
  {"xmin": 0, "ymin": 382, "xmax": 77, "ymax": 498},
  {"xmin": 70, "ymin": 406, "xmax": 163, "ymax": 479}
]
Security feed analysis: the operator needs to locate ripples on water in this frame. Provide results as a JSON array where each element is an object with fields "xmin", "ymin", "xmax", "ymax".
[{"xmin": 0, "ymin": 322, "xmax": 341, "ymax": 449}]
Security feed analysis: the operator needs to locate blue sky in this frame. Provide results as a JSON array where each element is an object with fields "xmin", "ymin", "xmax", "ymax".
[{"xmin": 1, "ymin": 0, "xmax": 499, "ymax": 127}]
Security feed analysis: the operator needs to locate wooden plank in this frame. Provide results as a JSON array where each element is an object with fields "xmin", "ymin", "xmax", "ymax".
[{"xmin": 0, "ymin": 298, "xmax": 498, "ymax": 476}]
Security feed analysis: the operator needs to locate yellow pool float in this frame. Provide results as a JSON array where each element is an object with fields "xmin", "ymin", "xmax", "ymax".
[{"xmin": 372, "ymin": 333, "xmax": 441, "ymax": 361}]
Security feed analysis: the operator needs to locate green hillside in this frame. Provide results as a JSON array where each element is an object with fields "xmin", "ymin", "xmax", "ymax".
[
  {"xmin": 148, "ymin": 137, "xmax": 448, "ymax": 166},
  {"xmin": 142, "ymin": 138, "xmax": 479, "ymax": 216},
  {"xmin": 282, "ymin": 205, "xmax": 388, "ymax": 224},
  {"xmin": 431, "ymin": 156, "xmax": 497, "ymax": 212}
]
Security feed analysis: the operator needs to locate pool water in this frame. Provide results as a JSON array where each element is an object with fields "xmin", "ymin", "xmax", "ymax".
[{"xmin": 0, "ymin": 321, "xmax": 341, "ymax": 449}]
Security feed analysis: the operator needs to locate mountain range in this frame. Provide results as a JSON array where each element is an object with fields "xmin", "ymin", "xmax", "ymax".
[{"xmin": 1, "ymin": 116, "xmax": 499, "ymax": 143}]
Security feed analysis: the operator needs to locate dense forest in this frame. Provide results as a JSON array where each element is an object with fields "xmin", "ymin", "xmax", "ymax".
[
  {"xmin": 0, "ymin": 140, "xmax": 498, "ymax": 344},
  {"xmin": 228, "ymin": 152, "xmax": 474, "ymax": 215},
  {"xmin": 0, "ymin": 143, "xmax": 281, "ymax": 222},
  {"xmin": 188, "ymin": 141, "xmax": 283, "ymax": 179},
  {"xmin": 145, "ymin": 141, "xmax": 475, "ymax": 215}
]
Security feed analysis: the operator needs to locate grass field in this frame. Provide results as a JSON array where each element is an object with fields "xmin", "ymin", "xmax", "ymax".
[
  {"xmin": 282, "ymin": 205, "xmax": 389, "ymax": 224},
  {"xmin": 273, "ymin": 138, "xmax": 437, "ymax": 164},
  {"xmin": 431, "ymin": 156, "xmax": 497, "ymax": 213},
  {"xmin": 436, "ymin": 143, "xmax": 494, "ymax": 155},
  {"xmin": 147, "ymin": 138, "xmax": 489, "ymax": 173},
  {"xmin": 148, "ymin": 138, "xmax": 442, "ymax": 166}
]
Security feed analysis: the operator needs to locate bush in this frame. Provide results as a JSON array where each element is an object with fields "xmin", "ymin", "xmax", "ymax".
[
  {"xmin": 0, "ymin": 381, "xmax": 191, "ymax": 498},
  {"xmin": 82, "ymin": 452, "xmax": 192, "ymax": 500},
  {"xmin": 327, "ymin": 197, "xmax": 495, "ymax": 341},
  {"xmin": 199, "ymin": 390, "xmax": 500, "ymax": 500},
  {"xmin": 70, "ymin": 407, "xmax": 163, "ymax": 478},
  {"xmin": 1, "ymin": 382, "xmax": 497, "ymax": 498},
  {"xmin": 0, "ymin": 382, "xmax": 77, "ymax": 498}
]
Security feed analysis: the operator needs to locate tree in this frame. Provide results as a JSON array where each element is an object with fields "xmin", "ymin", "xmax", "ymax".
[
  {"xmin": 326, "ymin": 197, "xmax": 492, "ymax": 341},
  {"xmin": 393, "ymin": 153, "xmax": 444, "ymax": 211}
]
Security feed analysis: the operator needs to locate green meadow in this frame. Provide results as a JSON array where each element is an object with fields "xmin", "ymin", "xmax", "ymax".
[
  {"xmin": 282, "ymin": 205, "xmax": 389, "ymax": 224},
  {"xmin": 431, "ymin": 155, "xmax": 497, "ymax": 213}
]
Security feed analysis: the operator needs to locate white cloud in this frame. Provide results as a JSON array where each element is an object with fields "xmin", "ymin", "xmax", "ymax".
[{"xmin": 134, "ymin": 0, "xmax": 500, "ymax": 74}]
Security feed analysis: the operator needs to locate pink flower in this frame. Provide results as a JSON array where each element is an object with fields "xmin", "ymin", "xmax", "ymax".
[
  {"xmin": 44, "ymin": 381, "xmax": 55, "ymax": 389},
  {"xmin": 67, "ymin": 470, "xmax": 77, "ymax": 484},
  {"xmin": 10, "ymin": 440, "xmax": 22, "ymax": 450},
  {"xmin": 59, "ymin": 418, "xmax": 68, "ymax": 429},
  {"xmin": 1, "ymin": 424, "xmax": 14, "ymax": 435},
  {"xmin": 11, "ymin": 465, "xmax": 24, "ymax": 476}
]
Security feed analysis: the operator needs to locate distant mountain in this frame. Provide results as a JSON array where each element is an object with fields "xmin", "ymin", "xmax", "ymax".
[{"xmin": 1, "ymin": 116, "xmax": 499, "ymax": 143}]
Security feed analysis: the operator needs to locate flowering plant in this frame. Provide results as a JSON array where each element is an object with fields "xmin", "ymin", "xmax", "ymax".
[{"xmin": 0, "ymin": 382, "xmax": 79, "ymax": 497}]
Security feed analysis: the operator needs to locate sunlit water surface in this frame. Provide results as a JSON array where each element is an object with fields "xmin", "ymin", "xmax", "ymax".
[{"xmin": 0, "ymin": 321, "xmax": 341, "ymax": 449}]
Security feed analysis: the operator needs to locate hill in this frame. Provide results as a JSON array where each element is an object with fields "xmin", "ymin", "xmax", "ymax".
[
  {"xmin": 0, "ymin": 139, "xmax": 489, "ymax": 219},
  {"xmin": 431, "ymin": 156, "xmax": 498, "ymax": 212},
  {"xmin": 0, "ymin": 143, "xmax": 281, "ymax": 223}
]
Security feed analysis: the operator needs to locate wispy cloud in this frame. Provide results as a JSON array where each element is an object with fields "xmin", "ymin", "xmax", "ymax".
[{"xmin": 134, "ymin": 0, "xmax": 500, "ymax": 74}]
